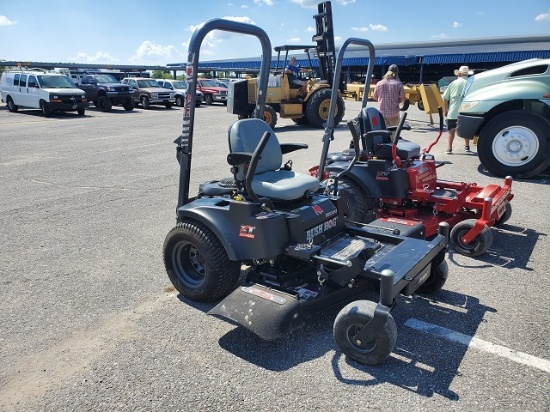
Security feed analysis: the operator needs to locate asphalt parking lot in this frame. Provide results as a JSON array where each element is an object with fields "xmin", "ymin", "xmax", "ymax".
[{"xmin": 0, "ymin": 100, "xmax": 549, "ymax": 411}]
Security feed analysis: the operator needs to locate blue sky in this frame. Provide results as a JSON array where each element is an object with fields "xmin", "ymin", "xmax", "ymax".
[{"xmin": 1, "ymin": 0, "xmax": 549, "ymax": 66}]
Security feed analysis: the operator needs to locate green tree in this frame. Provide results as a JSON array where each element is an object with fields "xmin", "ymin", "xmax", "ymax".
[{"xmin": 151, "ymin": 70, "xmax": 173, "ymax": 79}]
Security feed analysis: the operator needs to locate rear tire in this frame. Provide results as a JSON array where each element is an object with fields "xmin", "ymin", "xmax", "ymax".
[
  {"xmin": 163, "ymin": 220, "xmax": 240, "ymax": 302},
  {"xmin": 333, "ymin": 300, "xmax": 397, "ymax": 365},
  {"xmin": 450, "ymin": 219, "xmax": 493, "ymax": 257},
  {"xmin": 205, "ymin": 95, "xmax": 213, "ymax": 105},
  {"xmin": 7, "ymin": 97, "xmax": 18, "ymax": 112},
  {"xmin": 263, "ymin": 105, "xmax": 277, "ymax": 129},
  {"xmin": 175, "ymin": 95, "xmax": 184, "ymax": 107},
  {"xmin": 77, "ymin": 108, "xmax": 85, "ymax": 116},
  {"xmin": 305, "ymin": 88, "xmax": 345, "ymax": 128},
  {"xmin": 165, "ymin": 102, "xmax": 173, "ymax": 109},
  {"xmin": 339, "ymin": 177, "xmax": 376, "ymax": 223},
  {"xmin": 478, "ymin": 111, "xmax": 550, "ymax": 179}
]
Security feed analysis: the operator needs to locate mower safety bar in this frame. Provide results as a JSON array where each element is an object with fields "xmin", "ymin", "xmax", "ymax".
[{"xmin": 178, "ymin": 19, "xmax": 272, "ymax": 209}]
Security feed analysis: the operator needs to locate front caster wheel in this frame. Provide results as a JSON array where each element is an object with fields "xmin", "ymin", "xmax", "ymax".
[
  {"xmin": 163, "ymin": 220, "xmax": 240, "ymax": 302},
  {"xmin": 450, "ymin": 219, "xmax": 493, "ymax": 257},
  {"xmin": 333, "ymin": 300, "xmax": 397, "ymax": 365},
  {"xmin": 416, "ymin": 260, "xmax": 448, "ymax": 294}
]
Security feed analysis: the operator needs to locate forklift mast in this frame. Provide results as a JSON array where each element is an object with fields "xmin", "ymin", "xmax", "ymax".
[{"xmin": 312, "ymin": 1, "xmax": 342, "ymax": 91}]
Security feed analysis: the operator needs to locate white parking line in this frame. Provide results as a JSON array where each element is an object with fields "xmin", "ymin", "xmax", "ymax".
[{"xmin": 405, "ymin": 318, "xmax": 550, "ymax": 373}]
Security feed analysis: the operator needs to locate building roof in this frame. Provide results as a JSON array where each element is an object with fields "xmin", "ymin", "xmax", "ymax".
[{"xmin": 167, "ymin": 35, "xmax": 550, "ymax": 70}]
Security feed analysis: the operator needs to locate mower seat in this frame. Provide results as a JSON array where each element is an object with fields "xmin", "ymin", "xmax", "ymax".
[
  {"xmin": 228, "ymin": 118, "xmax": 320, "ymax": 201},
  {"xmin": 359, "ymin": 107, "xmax": 420, "ymax": 161}
]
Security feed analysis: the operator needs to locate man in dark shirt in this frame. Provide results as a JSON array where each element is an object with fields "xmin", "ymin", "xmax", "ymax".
[{"xmin": 285, "ymin": 56, "xmax": 308, "ymax": 95}]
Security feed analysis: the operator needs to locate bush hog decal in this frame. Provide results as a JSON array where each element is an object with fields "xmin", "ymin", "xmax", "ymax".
[
  {"xmin": 239, "ymin": 225, "xmax": 256, "ymax": 238},
  {"xmin": 306, "ymin": 217, "xmax": 338, "ymax": 242}
]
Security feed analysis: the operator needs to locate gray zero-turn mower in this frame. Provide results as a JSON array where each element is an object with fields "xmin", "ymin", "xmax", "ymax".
[{"xmin": 163, "ymin": 19, "xmax": 449, "ymax": 365}]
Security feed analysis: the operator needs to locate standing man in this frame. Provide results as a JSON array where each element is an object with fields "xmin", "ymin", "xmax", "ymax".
[
  {"xmin": 443, "ymin": 65, "xmax": 472, "ymax": 154},
  {"xmin": 373, "ymin": 64, "xmax": 405, "ymax": 127}
]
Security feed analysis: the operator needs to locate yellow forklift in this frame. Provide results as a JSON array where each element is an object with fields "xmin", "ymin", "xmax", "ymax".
[{"xmin": 227, "ymin": 1, "xmax": 345, "ymax": 128}]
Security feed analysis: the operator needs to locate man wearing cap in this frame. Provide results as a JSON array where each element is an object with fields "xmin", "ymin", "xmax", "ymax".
[
  {"xmin": 285, "ymin": 57, "xmax": 309, "ymax": 96},
  {"xmin": 373, "ymin": 64, "xmax": 406, "ymax": 128},
  {"xmin": 443, "ymin": 65, "xmax": 473, "ymax": 154}
]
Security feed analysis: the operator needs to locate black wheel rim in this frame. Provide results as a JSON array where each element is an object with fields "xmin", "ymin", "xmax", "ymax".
[
  {"xmin": 172, "ymin": 240, "xmax": 206, "ymax": 288},
  {"xmin": 346, "ymin": 324, "xmax": 376, "ymax": 353}
]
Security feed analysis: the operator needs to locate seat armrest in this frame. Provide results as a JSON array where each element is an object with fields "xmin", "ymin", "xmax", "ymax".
[
  {"xmin": 280, "ymin": 143, "xmax": 308, "ymax": 154},
  {"xmin": 227, "ymin": 152, "xmax": 253, "ymax": 166},
  {"xmin": 387, "ymin": 123, "xmax": 411, "ymax": 131}
]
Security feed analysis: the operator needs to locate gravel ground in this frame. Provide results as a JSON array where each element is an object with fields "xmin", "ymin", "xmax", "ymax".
[{"xmin": 0, "ymin": 99, "xmax": 548, "ymax": 412}]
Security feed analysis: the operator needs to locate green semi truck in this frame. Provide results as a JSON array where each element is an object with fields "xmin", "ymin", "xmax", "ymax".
[{"xmin": 457, "ymin": 58, "xmax": 550, "ymax": 178}]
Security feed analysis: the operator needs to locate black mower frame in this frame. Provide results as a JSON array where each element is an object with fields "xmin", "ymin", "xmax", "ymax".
[{"xmin": 166, "ymin": 19, "xmax": 450, "ymax": 365}]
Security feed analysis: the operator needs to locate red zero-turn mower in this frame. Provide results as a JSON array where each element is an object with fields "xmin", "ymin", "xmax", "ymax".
[
  {"xmin": 163, "ymin": 20, "xmax": 450, "ymax": 366},
  {"xmin": 312, "ymin": 99, "xmax": 514, "ymax": 257}
]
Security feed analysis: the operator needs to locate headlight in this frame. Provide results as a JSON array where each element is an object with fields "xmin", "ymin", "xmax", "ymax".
[{"xmin": 459, "ymin": 101, "xmax": 479, "ymax": 112}]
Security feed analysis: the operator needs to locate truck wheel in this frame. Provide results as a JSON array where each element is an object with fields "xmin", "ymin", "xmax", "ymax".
[
  {"xmin": 123, "ymin": 98, "xmax": 135, "ymax": 111},
  {"xmin": 98, "ymin": 96, "xmax": 112, "ymax": 112},
  {"xmin": 141, "ymin": 96, "xmax": 150, "ymax": 109},
  {"xmin": 495, "ymin": 201, "xmax": 512, "ymax": 227},
  {"xmin": 263, "ymin": 105, "xmax": 277, "ymax": 129},
  {"xmin": 339, "ymin": 176, "xmax": 376, "ymax": 223},
  {"xmin": 333, "ymin": 300, "xmax": 397, "ymax": 365},
  {"xmin": 417, "ymin": 100, "xmax": 425, "ymax": 111},
  {"xmin": 478, "ymin": 111, "xmax": 550, "ymax": 178},
  {"xmin": 175, "ymin": 95, "xmax": 184, "ymax": 107},
  {"xmin": 306, "ymin": 88, "xmax": 345, "ymax": 128},
  {"xmin": 77, "ymin": 108, "xmax": 85, "ymax": 116},
  {"xmin": 165, "ymin": 102, "xmax": 173, "ymax": 109},
  {"xmin": 450, "ymin": 219, "xmax": 493, "ymax": 257},
  {"xmin": 416, "ymin": 260, "xmax": 448, "ymax": 294},
  {"xmin": 163, "ymin": 220, "xmax": 240, "ymax": 302},
  {"xmin": 40, "ymin": 100, "xmax": 51, "ymax": 117},
  {"xmin": 205, "ymin": 95, "xmax": 213, "ymax": 105},
  {"xmin": 7, "ymin": 97, "xmax": 18, "ymax": 112},
  {"xmin": 92, "ymin": 100, "xmax": 98, "ymax": 107}
]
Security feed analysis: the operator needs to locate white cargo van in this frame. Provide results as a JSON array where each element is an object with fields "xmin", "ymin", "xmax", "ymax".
[{"xmin": 0, "ymin": 69, "xmax": 89, "ymax": 116}]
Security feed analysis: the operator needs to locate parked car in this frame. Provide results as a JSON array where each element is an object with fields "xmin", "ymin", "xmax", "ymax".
[
  {"xmin": 457, "ymin": 58, "xmax": 550, "ymax": 178},
  {"xmin": 156, "ymin": 79, "xmax": 202, "ymax": 107},
  {"xmin": 196, "ymin": 78, "xmax": 228, "ymax": 105},
  {"xmin": 0, "ymin": 69, "xmax": 88, "ymax": 117},
  {"xmin": 120, "ymin": 77, "xmax": 175, "ymax": 109},
  {"xmin": 77, "ymin": 74, "xmax": 134, "ymax": 112}
]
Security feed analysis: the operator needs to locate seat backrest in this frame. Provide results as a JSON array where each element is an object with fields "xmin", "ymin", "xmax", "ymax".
[
  {"xmin": 357, "ymin": 107, "xmax": 389, "ymax": 154},
  {"xmin": 361, "ymin": 106, "xmax": 386, "ymax": 133},
  {"xmin": 228, "ymin": 118, "xmax": 282, "ymax": 174}
]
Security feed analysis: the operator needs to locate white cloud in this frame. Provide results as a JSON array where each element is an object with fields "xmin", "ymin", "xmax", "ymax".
[
  {"xmin": 431, "ymin": 33, "xmax": 449, "ymax": 40},
  {"xmin": 535, "ymin": 11, "xmax": 550, "ymax": 21},
  {"xmin": 241, "ymin": 4, "xmax": 248, "ymax": 8},
  {"xmin": 290, "ymin": 0, "xmax": 319, "ymax": 8},
  {"xmin": 184, "ymin": 16, "xmax": 257, "ymax": 59},
  {"xmin": 369, "ymin": 24, "xmax": 388, "ymax": 32},
  {"xmin": 130, "ymin": 41, "xmax": 180, "ymax": 64},
  {"xmin": 351, "ymin": 26, "xmax": 369, "ymax": 32},
  {"xmin": 0, "ymin": 15, "xmax": 16, "ymax": 26},
  {"xmin": 306, "ymin": 26, "xmax": 315, "ymax": 32},
  {"xmin": 289, "ymin": 37, "xmax": 301, "ymax": 43},
  {"xmin": 68, "ymin": 51, "xmax": 118, "ymax": 63},
  {"xmin": 254, "ymin": 0, "xmax": 274, "ymax": 5},
  {"xmin": 335, "ymin": 0, "xmax": 356, "ymax": 4},
  {"xmin": 476, "ymin": 11, "xmax": 484, "ymax": 15},
  {"xmin": 453, "ymin": 21, "xmax": 462, "ymax": 28}
]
